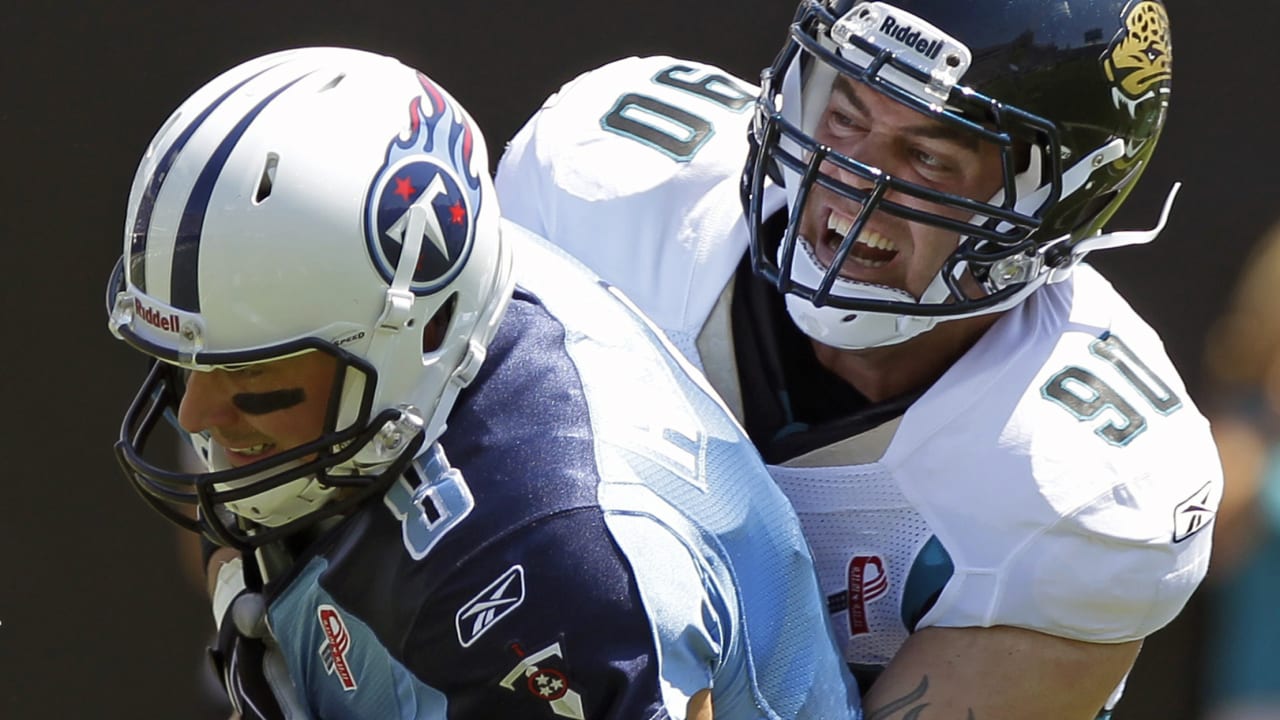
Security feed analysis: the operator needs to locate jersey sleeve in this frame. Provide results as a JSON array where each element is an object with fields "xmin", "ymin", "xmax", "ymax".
[
  {"xmin": 400, "ymin": 507, "xmax": 696, "ymax": 719},
  {"xmin": 895, "ymin": 268, "xmax": 1222, "ymax": 643},
  {"xmin": 495, "ymin": 56, "xmax": 760, "ymax": 337},
  {"xmin": 267, "ymin": 506, "xmax": 722, "ymax": 719}
]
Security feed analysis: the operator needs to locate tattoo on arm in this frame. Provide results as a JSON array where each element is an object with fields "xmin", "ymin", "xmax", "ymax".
[{"xmin": 866, "ymin": 676, "xmax": 976, "ymax": 720}]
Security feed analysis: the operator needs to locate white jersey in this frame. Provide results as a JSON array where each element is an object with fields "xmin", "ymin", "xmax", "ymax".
[{"xmin": 497, "ymin": 55, "xmax": 1221, "ymax": 693}]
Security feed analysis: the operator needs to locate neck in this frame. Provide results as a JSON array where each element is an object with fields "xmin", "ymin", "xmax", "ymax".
[{"xmin": 811, "ymin": 313, "xmax": 1001, "ymax": 403}]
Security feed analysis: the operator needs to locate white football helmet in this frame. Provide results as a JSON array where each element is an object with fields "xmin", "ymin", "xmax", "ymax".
[{"xmin": 107, "ymin": 47, "xmax": 514, "ymax": 549}]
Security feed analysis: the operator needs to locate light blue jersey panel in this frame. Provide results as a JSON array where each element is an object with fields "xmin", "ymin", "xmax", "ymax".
[
  {"xmin": 511, "ymin": 223, "xmax": 861, "ymax": 720},
  {"xmin": 270, "ymin": 560, "xmax": 449, "ymax": 719}
]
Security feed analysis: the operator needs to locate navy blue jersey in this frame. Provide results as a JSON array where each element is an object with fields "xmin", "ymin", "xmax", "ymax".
[{"xmin": 259, "ymin": 224, "xmax": 861, "ymax": 719}]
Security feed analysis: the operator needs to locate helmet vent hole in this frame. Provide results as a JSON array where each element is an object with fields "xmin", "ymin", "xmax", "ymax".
[
  {"xmin": 318, "ymin": 72, "xmax": 347, "ymax": 93},
  {"xmin": 422, "ymin": 294, "xmax": 458, "ymax": 354},
  {"xmin": 254, "ymin": 153, "xmax": 279, "ymax": 205}
]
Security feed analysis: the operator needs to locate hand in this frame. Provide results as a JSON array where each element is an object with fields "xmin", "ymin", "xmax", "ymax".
[{"xmin": 206, "ymin": 553, "xmax": 309, "ymax": 720}]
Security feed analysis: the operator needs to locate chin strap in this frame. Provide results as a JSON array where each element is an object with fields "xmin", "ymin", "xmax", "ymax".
[
  {"xmin": 372, "ymin": 203, "xmax": 427, "ymax": 347},
  {"xmin": 348, "ymin": 203, "xmax": 428, "ymax": 468},
  {"xmin": 1048, "ymin": 182, "xmax": 1181, "ymax": 283},
  {"xmin": 420, "ymin": 228, "xmax": 514, "ymax": 446}
]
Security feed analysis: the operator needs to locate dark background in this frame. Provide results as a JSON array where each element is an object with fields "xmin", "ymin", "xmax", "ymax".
[{"xmin": 4, "ymin": 1, "xmax": 1274, "ymax": 716}]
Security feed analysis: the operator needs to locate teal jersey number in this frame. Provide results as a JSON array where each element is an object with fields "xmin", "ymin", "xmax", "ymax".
[
  {"xmin": 600, "ymin": 64, "xmax": 753, "ymax": 161},
  {"xmin": 1041, "ymin": 333, "xmax": 1183, "ymax": 446}
]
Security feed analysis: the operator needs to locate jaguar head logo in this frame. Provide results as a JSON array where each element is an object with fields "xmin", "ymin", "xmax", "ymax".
[{"xmin": 1103, "ymin": 1, "xmax": 1172, "ymax": 114}]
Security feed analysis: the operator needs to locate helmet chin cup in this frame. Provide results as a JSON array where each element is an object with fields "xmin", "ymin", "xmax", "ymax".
[
  {"xmin": 784, "ymin": 293, "xmax": 936, "ymax": 349},
  {"xmin": 781, "ymin": 238, "xmax": 937, "ymax": 349},
  {"xmin": 220, "ymin": 470, "xmax": 335, "ymax": 527},
  {"xmin": 203, "ymin": 441, "xmax": 333, "ymax": 529},
  {"xmin": 208, "ymin": 404, "xmax": 425, "ymax": 528}
]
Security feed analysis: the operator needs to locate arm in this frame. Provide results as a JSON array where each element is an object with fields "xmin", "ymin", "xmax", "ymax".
[
  {"xmin": 863, "ymin": 625, "xmax": 1140, "ymax": 719},
  {"xmin": 688, "ymin": 689, "xmax": 714, "ymax": 720}
]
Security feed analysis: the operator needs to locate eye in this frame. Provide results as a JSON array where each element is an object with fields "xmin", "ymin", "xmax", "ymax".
[
  {"xmin": 910, "ymin": 147, "xmax": 957, "ymax": 180},
  {"xmin": 824, "ymin": 109, "xmax": 865, "ymax": 138},
  {"xmin": 913, "ymin": 148, "xmax": 943, "ymax": 168}
]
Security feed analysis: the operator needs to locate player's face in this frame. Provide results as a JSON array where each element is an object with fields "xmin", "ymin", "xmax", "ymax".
[
  {"xmin": 177, "ymin": 351, "xmax": 338, "ymax": 468},
  {"xmin": 798, "ymin": 77, "xmax": 1004, "ymax": 300}
]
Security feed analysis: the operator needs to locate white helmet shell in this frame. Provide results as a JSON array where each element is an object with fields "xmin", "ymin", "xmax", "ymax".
[{"xmin": 109, "ymin": 47, "xmax": 513, "ymax": 542}]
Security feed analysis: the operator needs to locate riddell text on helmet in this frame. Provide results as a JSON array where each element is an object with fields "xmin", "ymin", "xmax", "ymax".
[
  {"xmin": 134, "ymin": 298, "xmax": 180, "ymax": 334},
  {"xmin": 879, "ymin": 15, "xmax": 944, "ymax": 60}
]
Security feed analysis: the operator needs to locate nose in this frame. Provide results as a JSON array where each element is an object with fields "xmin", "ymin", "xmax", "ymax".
[
  {"xmin": 177, "ymin": 369, "xmax": 238, "ymax": 434},
  {"xmin": 826, "ymin": 132, "xmax": 898, "ymax": 190},
  {"xmin": 820, "ymin": 139, "xmax": 902, "ymax": 226}
]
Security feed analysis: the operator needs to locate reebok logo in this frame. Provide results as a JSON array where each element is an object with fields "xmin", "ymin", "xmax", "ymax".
[
  {"xmin": 1173, "ymin": 482, "xmax": 1215, "ymax": 543},
  {"xmin": 879, "ymin": 14, "xmax": 943, "ymax": 60},
  {"xmin": 456, "ymin": 565, "xmax": 525, "ymax": 647}
]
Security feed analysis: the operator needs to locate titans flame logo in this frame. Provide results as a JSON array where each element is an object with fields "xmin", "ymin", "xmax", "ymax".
[{"xmin": 364, "ymin": 74, "xmax": 483, "ymax": 295}]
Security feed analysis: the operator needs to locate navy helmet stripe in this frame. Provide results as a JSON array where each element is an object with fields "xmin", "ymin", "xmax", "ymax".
[
  {"xmin": 129, "ymin": 64, "xmax": 283, "ymax": 294},
  {"xmin": 169, "ymin": 72, "xmax": 313, "ymax": 312}
]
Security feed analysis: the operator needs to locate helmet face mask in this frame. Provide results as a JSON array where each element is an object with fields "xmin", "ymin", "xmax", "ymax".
[
  {"xmin": 114, "ymin": 346, "xmax": 415, "ymax": 550},
  {"xmin": 107, "ymin": 48, "xmax": 514, "ymax": 549},
  {"xmin": 744, "ymin": 0, "xmax": 1174, "ymax": 349}
]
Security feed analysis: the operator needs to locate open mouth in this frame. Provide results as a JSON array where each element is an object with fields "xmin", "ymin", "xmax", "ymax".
[
  {"xmin": 224, "ymin": 442, "xmax": 277, "ymax": 465},
  {"xmin": 825, "ymin": 211, "xmax": 898, "ymax": 269}
]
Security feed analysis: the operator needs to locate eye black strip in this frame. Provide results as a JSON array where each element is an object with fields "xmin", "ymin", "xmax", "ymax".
[{"xmin": 232, "ymin": 388, "xmax": 305, "ymax": 415}]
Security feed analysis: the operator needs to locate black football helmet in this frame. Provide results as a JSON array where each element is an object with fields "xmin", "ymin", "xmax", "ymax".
[{"xmin": 744, "ymin": 0, "xmax": 1177, "ymax": 348}]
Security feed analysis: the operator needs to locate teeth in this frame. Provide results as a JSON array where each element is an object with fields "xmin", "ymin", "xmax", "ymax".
[
  {"xmin": 826, "ymin": 213, "xmax": 897, "ymax": 252},
  {"xmin": 859, "ymin": 231, "xmax": 895, "ymax": 251},
  {"xmin": 827, "ymin": 212, "xmax": 855, "ymax": 238},
  {"xmin": 228, "ymin": 443, "xmax": 271, "ymax": 456}
]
